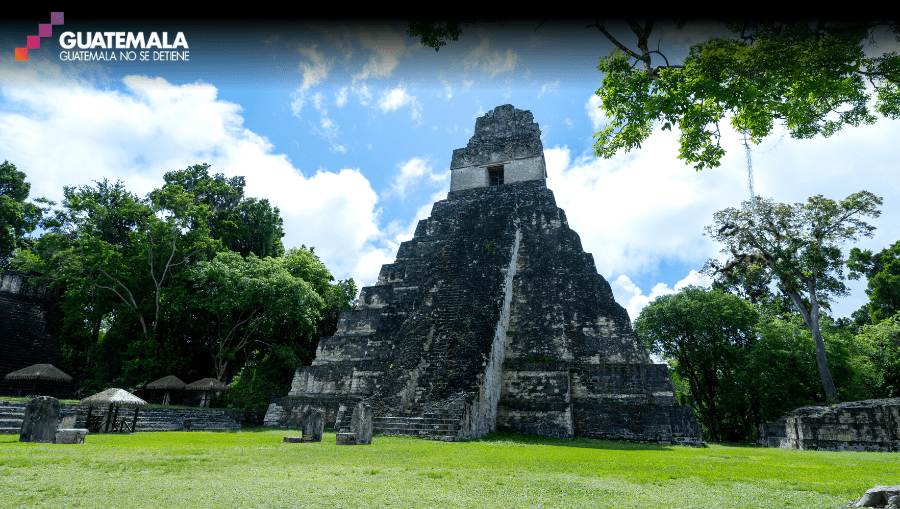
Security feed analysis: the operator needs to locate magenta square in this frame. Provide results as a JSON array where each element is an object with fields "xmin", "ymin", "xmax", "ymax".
[
  {"xmin": 51, "ymin": 12, "xmax": 64, "ymax": 24},
  {"xmin": 26, "ymin": 36, "xmax": 40, "ymax": 49},
  {"xmin": 39, "ymin": 24, "xmax": 52, "ymax": 37}
]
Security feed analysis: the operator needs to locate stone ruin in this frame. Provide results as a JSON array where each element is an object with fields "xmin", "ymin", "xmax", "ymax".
[
  {"xmin": 758, "ymin": 398, "xmax": 900, "ymax": 452},
  {"xmin": 265, "ymin": 104, "xmax": 703, "ymax": 445},
  {"xmin": 0, "ymin": 271, "xmax": 74, "ymax": 399}
]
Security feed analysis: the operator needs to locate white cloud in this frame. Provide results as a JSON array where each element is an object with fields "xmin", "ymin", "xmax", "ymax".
[
  {"xmin": 297, "ymin": 43, "xmax": 333, "ymax": 92},
  {"xmin": 377, "ymin": 86, "xmax": 422, "ymax": 122},
  {"xmin": 384, "ymin": 157, "xmax": 449, "ymax": 199},
  {"xmin": 538, "ymin": 80, "xmax": 560, "ymax": 98},
  {"xmin": 611, "ymin": 271, "xmax": 713, "ymax": 321},
  {"xmin": 352, "ymin": 28, "xmax": 410, "ymax": 82},
  {"xmin": 585, "ymin": 93, "xmax": 607, "ymax": 131},
  {"xmin": 335, "ymin": 87, "xmax": 348, "ymax": 107},
  {"xmin": 463, "ymin": 35, "xmax": 518, "ymax": 77},
  {"xmin": 0, "ymin": 72, "xmax": 388, "ymax": 285}
]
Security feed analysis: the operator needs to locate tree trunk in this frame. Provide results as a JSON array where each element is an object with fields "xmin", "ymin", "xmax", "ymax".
[{"xmin": 784, "ymin": 287, "xmax": 840, "ymax": 403}]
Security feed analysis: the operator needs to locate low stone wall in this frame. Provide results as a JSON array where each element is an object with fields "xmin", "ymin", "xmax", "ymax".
[
  {"xmin": 0, "ymin": 400, "xmax": 240, "ymax": 433},
  {"xmin": 757, "ymin": 398, "xmax": 900, "ymax": 452}
]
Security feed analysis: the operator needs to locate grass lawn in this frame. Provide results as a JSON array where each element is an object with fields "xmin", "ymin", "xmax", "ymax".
[{"xmin": 0, "ymin": 429, "xmax": 895, "ymax": 508}]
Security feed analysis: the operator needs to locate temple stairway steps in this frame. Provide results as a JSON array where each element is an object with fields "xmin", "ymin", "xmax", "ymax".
[{"xmin": 335, "ymin": 410, "xmax": 464, "ymax": 441}]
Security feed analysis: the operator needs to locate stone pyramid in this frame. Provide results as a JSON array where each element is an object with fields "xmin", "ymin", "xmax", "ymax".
[{"xmin": 264, "ymin": 105, "xmax": 703, "ymax": 445}]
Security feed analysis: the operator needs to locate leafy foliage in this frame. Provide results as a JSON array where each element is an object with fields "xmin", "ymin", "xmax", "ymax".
[
  {"xmin": 703, "ymin": 191, "xmax": 882, "ymax": 403},
  {"xmin": 12, "ymin": 164, "xmax": 349, "ymax": 402},
  {"xmin": 0, "ymin": 161, "xmax": 46, "ymax": 271},
  {"xmin": 593, "ymin": 20, "xmax": 900, "ymax": 170},
  {"xmin": 848, "ymin": 239, "xmax": 900, "ymax": 325}
]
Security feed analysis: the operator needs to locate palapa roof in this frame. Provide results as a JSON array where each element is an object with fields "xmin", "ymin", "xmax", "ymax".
[
  {"xmin": 4, "ymin": 363, "xmax": 73, "ymax": 382},
  {"xmin": 144, "ymin": 375, "xmax": 186, "ymax": 390},
  {"xmin": 185, "ymin": 378, "xmax": 230, "ymax": 391},
  {"xmin": 80, "ymin": 388, "xmax": 148, "ymax": 408}
]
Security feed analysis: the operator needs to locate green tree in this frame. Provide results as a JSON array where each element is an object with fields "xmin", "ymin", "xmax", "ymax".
[
  {"xmin": 855, "ymin": 312, "xmax": 900, "ymax": 397},
  {"xmin": 188, "ymin": 249, "xmax": 327, "ymax": 381},
  {"xmin": 162, "ymin": 164, "xmax": 285, "ymax": 258},
  {"xmin": 703, "ymin": 191, "xmax": 882, "ymax": 403},
  {"xmin": 409, "ymin": 19, "xmax": 900, "ymax": 171},
  {"xmin": 634, "ymin": 286, "xmax": 759, "ymax": 441},
  {"xmin": 0, "ymin": 161, "xmax": 46, "ymax": 270},
  {"xmin": 848, "ymin": 240, "xmax": 900, "ymax": 325}
]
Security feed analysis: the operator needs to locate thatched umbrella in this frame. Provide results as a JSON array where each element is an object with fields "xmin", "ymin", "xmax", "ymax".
[
  {"xmin": 144, "ymin": 375, "xmax": 186, "ymax": 406},
  {"xmin": 80, "ymin": 388, "xmax": 148, "ymax": 433},
  {"xmin": 186, "ymin": 378, "xmax": 230, "ymax": 408},
  {"xmin": 4, "ymin": 363, "xmax": 73, "ymax": 396}
]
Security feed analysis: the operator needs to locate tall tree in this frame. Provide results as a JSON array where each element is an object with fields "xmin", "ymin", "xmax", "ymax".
[
  {"xmin": 0, "ymin": 161, "xmax": 45, "ymax": 270},
  {"xmin": 703, "ymin": 191, "xmax": 882, "ymax": 403},
  {"xmin": 408, "ymin": 19, "xmax": 900, "ymax": 171}
]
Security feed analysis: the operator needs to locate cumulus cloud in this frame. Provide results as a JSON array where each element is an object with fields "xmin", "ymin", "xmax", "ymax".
[
  {"xmin": 611, "ymin": 271, "xmax": 713, "ymax": 320},
  {"xmin": 384, "ymin": 157, "xmax": 449, "ymax": 199},
  {"xmin": 0, "ymin": 71, "xmax": 387, "ymax": 285},
  {"xmin": 377, "ymin": 86, "xmax": 422, "ymax": 121},
  {"xmin": 463, "ymin": 36, "xmax": 518, "ymax": 77}
]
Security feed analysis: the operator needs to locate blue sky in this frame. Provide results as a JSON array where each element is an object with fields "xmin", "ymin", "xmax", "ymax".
[{"xmin": 2, "ymin": 16, "xmax": 899, "ymax": 321}]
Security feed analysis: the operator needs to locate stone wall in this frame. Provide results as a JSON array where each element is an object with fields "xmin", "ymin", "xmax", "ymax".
[
  {"xmin": 450, "ymin": 105, "xmax": 547, "ymax": 192},
  {"xmin": 0, "ymin": 272, "xmax": 74, "ymax": 399},
  {"xmin": 757, "ymin": 399, "xmax": 900, "ymax": 452}
]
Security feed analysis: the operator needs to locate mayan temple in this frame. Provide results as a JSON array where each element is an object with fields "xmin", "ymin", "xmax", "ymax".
[{"xmin": 264, "ymin": 104, "xmax": 703, "ymax": 445}]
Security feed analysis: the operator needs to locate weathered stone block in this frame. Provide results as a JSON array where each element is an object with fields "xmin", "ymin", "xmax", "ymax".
[
  {"xmin": 19, "ymin": 396, "xmax": 60, "ymax": 443},
  {"xmin": 336, "ymin": 432, "xmax": 356, "ymax": 445},
  {"xmin": 301, "ymin": 407, "xmax": 324, "ymax": 442},
  {"xmin": 853, "ymin": 485, "xmax": 900, "ymax": 507},
  {"xmin": 54, "ymin": 428, "xmax": 87, "ymax": 444},
  {"xmin": 350, "ymin": 402, "xmax": 374, "ymax": 445}
]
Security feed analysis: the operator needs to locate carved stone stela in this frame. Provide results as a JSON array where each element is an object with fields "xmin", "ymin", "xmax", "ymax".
[{"xmin": 265, "ymin": 105, "xmax": 703, "ymax": 445}]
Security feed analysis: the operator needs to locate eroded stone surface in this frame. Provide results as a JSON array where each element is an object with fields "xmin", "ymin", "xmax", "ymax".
[
  {"xmin": 301, "ymin": 407, "xmax": 324, "ymax": 442},
  {"xmin": 335, "ymin": 432, "xmax": 356, "ymax": 445},
  {"xmin": 758, "ymin": 399, "xmax": 900, "ymax": 452},
  {"xmin": 853, "ymin": 486, "xmax": 900, "ymax": 508},
  {"xmin": 351, "ymin": 402, "xmax": 374, "ymax": 445},
  {"xmin": 265, "ymin": 106, "xmax": 703, "ymax": 445},
  {"xmin": 53, "ymin": 428, "xmax": 87, "ymax": 444},
  {"xmin": 19, "ymin": 396, "xmax": 60, "ymax": 443}
]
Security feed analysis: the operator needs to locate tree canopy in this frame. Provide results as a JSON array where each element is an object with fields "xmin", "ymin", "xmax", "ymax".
[
  {"xmin": 848, "ymin": 239, "xmax": 900, "ymax": 325},
  {"xmin": 408, "ymin": 19, "xmax": 900, "ymax": 171},
  {"xmin": 12, "ymin": 163, "xmax": 353, "ymax": 396},
  {"xmin": 0, "ymin": 161, "xmax": 45, "ymax": 270},
  {"xmin": 703, "ymin": 191, "xmax": 882, "ymax": 403}
]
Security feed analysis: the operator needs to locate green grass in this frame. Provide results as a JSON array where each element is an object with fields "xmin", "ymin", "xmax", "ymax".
[
  {"xmin": 0, "ymin": 430, "xmax": 895, "ymax": 508},
  {"xmin": 2, "ymin": 396, "xmax": 81, "ymax": 405}
]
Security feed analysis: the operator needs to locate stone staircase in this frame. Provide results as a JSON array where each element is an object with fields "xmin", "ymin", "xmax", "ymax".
[
  {"xmin": 334, "ymin": 409, "xmax": 463, "ymax": 442},
  {"xmin": 0, "ymin": 400, "xmax": 240, "ymax": 433}
]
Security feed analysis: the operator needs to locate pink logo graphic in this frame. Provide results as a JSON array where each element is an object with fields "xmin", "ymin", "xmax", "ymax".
[{"xmin": 15, "ymin": 12, "xmax": 64, "ymax": 61}]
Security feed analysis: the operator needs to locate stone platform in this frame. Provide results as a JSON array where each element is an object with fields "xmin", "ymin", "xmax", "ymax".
[
  {"xmin": 758, "ymin": 398, "xmax": 900, "ymax": 452},
  {"xmin": 0, "ymin": 400, "xmax": 240, "ymax": 434}
]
